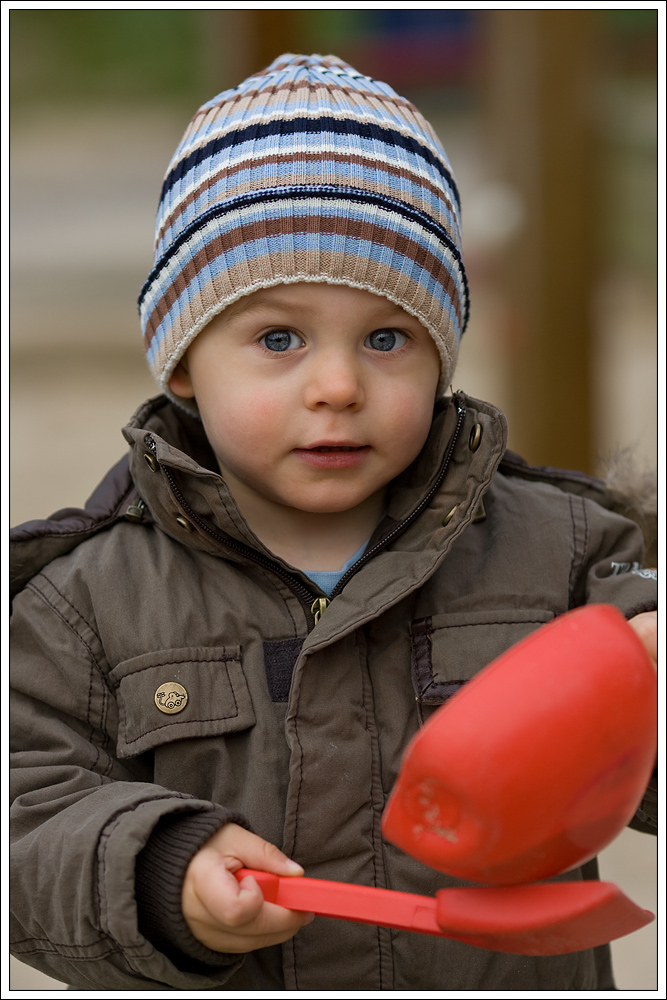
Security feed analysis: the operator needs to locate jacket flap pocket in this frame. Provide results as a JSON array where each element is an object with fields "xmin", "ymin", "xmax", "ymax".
[
  {"xmin": 110, "ymin": 646, "xmax": 255, "ymax": 758},
  {"xmin": 411, "ymin": 609, "xmax": 555, "ymax": 705}
]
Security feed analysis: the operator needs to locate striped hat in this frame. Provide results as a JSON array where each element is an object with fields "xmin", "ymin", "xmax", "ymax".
[{"xmin": 139, "ymin": 53, "xmax": 469, "ymax": 401}]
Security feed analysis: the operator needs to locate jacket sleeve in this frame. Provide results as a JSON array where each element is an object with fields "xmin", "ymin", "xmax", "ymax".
[
  {"xmin": 10, "ymin": 576, "xmax": 247, "ymax": 990},
  {"xmin": 570, "ymin": 497, "xmax": 657, "ymax": 834}
]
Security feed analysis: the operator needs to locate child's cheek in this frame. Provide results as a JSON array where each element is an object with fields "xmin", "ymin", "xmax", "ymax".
[{"xmin": 385, "ymin": 386, "xmax": 437, "ymax": 457}]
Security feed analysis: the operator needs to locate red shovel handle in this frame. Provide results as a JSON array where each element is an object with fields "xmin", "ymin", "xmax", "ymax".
[
  {"xmin": 236, "ymin": 868, "xmax": 443, "ymax": 936},
  {"xmin": 236, "ymin": 870, "xmax": 653, "ymax": 955}
]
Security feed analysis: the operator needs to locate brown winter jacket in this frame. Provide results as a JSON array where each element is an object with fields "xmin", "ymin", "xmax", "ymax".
[{"xmin": 10, "ymin": 393, "xmax": 657, "ymax": 991}]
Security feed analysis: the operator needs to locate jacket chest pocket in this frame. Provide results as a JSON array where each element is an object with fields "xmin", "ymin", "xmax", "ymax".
[
  {"xmin": 410, "ymin": 609, "xmax": 555, "ymax": 708},
  {"xmin": 110, "ymin": 646, "xmax": 255, "ymax": 758}
]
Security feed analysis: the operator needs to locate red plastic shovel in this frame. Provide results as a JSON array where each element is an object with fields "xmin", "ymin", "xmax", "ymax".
[
  {"xmin": 241, "ymin": 605, "xmax": 656, "ymax": 954},
  {"xmin": 236, "ymin": 870, "xmax": 653, "ymax": 955}
]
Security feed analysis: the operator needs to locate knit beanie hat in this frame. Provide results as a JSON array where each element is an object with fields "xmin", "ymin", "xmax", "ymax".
[{"xmin": 139, "ymin": 53, "xmax": 469, "ymax": 402}]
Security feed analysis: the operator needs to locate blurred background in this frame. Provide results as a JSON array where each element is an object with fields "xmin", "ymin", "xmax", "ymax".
[{"xmin": 10, "ymin": 9, "xmax": 657, "ymax": 991}]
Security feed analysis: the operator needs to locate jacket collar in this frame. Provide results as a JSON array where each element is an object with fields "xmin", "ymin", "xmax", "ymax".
[{"xmin": 123, "ymin": 393, "xmax": 507, "ymax": 613}]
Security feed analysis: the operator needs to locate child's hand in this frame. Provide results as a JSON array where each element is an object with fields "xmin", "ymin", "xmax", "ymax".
[
  {"xmin": 629, "ymin": 610, "xmax": 657, "ymax": 670},
  {"xmin": 181, "ymin": 823, "xmax": 313, "ymax": 954}
]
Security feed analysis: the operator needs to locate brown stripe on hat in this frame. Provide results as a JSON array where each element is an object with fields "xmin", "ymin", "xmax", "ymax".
[
  {"xmin": 143, "ymin": 213, "xmax": 463, "ymax": 350},
  {"xmin": 156, "ymin": 152, "xmax": 459, "ymax": 248},
  {"xmin": 188, "ymin": 78, "xmax": 429, "ymax": 128}
]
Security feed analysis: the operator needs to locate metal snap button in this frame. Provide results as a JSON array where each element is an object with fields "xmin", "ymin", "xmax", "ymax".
[
  {"xmin": 442, "ymin": 504, "xmax": 459, "ymax": 526},
  {"xmin": 469, "ymin": 423, "xmax": 483, "ymax": 452},
  {"xmin": 144, "ymin": 453, "xmax": 160, "ymax": 473},
  {"xmin": 154, "ymin": 682, "xmax": 188, "ymax": 714},
  {"xmin": 176, "ymin": 515, "xmax": 194, "ymax": 532}
]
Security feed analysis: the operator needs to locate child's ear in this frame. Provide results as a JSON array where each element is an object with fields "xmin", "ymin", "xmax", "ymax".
[{"xmin": 168, "ymin": 360, "xmax": 195, "ymax": 398}]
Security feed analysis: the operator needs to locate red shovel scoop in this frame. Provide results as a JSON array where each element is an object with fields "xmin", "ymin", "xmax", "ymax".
[
  {"xmin": 241, "ymin": 605, "xmax": 656, "ymax": 954},
  {"xmin": 383, "ymin": 603, "xmax": 657, "ymax": 885}
]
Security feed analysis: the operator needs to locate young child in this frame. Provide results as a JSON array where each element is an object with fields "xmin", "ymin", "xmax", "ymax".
[{"xmin": 11, "ymin": 54, "xmax": 656, "ymax": 991}]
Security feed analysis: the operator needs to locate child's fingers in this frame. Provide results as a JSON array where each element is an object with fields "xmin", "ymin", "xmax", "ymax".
[
  {"xmin": 628, "ymin": 610, "xmax": 657, "ymax": 669},
  {"xmin": 192, "ymin": 863, "xmax": 264, "ymax": 928},
  {"xmin": 212, "ymin": 870, "xmax": 312, "ymax": 935}
]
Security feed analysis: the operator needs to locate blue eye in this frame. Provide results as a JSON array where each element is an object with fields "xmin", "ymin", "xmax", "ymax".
[
  {"xmin": 261, "ymin": 329, "xmax": 303, "ymax": 352},
  {"xmin": 365, "ymin": 328, "xmax": 408, "ymax": 352}
]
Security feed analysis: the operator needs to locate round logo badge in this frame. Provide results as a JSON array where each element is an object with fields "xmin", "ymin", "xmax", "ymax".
[{"xmin": 154, "ymin": 682, "xmax": 188, "ymax": 714}]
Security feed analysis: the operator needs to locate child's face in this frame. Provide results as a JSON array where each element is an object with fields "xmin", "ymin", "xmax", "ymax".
[{"xmin": 169, "ymin": 283, "xmax": 440, "ymax": 518}]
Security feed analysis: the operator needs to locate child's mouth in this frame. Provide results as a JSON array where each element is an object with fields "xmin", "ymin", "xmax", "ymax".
[{"xmin": 294, "ymin": 445, "xmax": 370, "ymax": 468}]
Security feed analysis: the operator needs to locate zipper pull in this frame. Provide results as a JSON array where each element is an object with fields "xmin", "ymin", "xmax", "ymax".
[
  {"xmin": 124, "ymin": 498, "xmax": 146, "ymax": 522},
  {"xmin": 311, "ymin": 597, "xmax": 330, "ymax": 624}
]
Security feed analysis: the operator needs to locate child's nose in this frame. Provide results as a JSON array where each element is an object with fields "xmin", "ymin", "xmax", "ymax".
[{"xmin": 303, "ymin": 352, "xmax": 364, "ymax": 411}]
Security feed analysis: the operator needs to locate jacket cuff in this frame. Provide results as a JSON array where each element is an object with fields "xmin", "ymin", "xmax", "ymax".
[
  {"xmin": 135, "ymin": 806, "xmax": 252, "ymax": 971},
  {"xmin": 625, "ymin": 600, "xmax": 658, "ymax": 619}
]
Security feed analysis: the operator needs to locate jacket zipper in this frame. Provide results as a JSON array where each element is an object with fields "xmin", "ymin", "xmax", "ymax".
[{"xmin": 144, "ymin": 394, "xmax": 466, "ymax": 629}]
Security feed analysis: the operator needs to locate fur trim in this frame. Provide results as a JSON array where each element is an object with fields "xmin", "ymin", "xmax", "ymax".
[{"xmin": 600, "ymin": 449, "xmax": 657, "ymax": 568}]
